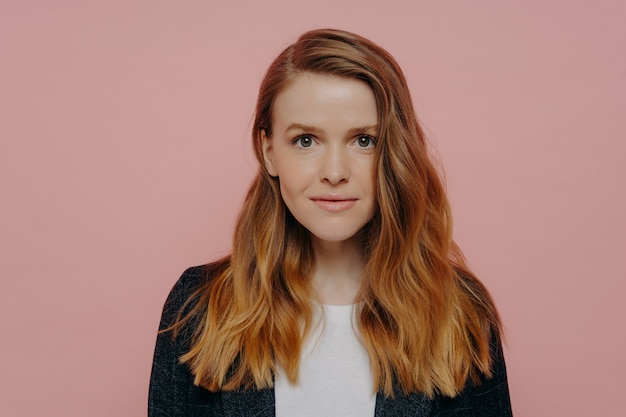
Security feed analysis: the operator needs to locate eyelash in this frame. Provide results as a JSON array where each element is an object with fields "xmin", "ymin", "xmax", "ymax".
[
  {"xmin": 291, "ymin": 135, "xmax": 377, "ymax": 148},
  {"xmin": 355, "ymin": 135, "xmax": 376, "ymax": 148},
  {"xmin": 292, "ymin": 135, "xmax": 315, "ymax": 148}
]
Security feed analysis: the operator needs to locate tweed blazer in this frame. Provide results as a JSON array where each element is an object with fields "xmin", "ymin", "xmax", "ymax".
[{"xmin": 149, "ymin": 265, "xmax": 513, "ymax": 416}]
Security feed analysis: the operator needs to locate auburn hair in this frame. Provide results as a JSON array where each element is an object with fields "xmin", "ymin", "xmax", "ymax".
[{"xmin": 169, "ymin": 28, "xmax": 502, "ymax": 398}]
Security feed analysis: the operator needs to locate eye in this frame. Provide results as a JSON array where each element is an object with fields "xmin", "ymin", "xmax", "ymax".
[
  {"xmin": 293, "ymin": 135, "xmax": 315, "ymax": 148},
  {"xmin": 355, "ymin": 135, "xmax": 376, "ymax": 148}
]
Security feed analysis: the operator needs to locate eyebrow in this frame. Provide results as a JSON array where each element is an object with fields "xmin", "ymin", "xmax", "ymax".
[
  {"xmin": 285, "ymin": 123, "xmax": 378, "ymax": 136},
  {"xmin": 285, "ymin": 123, "xmax": 324, "ymax": 135}
]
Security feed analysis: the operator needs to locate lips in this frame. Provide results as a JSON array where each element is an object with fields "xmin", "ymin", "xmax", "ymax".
[{"xmin": 310, "ymin": 195, "xmax": 357, "ymax": 213}]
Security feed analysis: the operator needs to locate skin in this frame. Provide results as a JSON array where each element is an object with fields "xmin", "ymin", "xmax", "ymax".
[{"xmin": 262, "ymin": 73, "xmax": 378, "ymax": 305}]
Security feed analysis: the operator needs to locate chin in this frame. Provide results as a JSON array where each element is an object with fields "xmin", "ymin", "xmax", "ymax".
[{"xmin": 309, "ymin": 229, "xmax": 364, "ymax": 244}]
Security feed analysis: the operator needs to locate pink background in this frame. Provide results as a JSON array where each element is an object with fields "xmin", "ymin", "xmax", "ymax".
[{"xmin": 1, "ymin": 1, "xmax": 624, "ymax": 415}]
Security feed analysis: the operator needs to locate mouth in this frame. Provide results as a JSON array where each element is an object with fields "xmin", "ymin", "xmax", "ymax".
[{"xmin": 310, "ymin": 196, "xmax": 357, "ymax": 213}]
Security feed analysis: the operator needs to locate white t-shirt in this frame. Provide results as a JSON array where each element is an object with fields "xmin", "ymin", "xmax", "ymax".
[{"xmin": 274, "ymin": 303, "xmax": 376, "ymax": 417}]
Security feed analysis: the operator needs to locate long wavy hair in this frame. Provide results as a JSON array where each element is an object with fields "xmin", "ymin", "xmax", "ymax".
[{"xmin": 170, "ymin": 28, "xmax": 502, "ymax": 398}]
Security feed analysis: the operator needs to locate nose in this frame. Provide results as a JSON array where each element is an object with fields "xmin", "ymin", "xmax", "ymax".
[{"xmin": 320, "ymin": 145, "xmax": 349, "ymax": 185}]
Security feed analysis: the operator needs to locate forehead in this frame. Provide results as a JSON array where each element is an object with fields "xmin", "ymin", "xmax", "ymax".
[{"xmin": 271, "ymin": 73, "xmax": 378, "ymax": 129}]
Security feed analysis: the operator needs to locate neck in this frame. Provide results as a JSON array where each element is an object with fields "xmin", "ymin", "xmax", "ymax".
[{"xmin": 310, "ymin": 235, "xmax": 365, "ymax": 305}]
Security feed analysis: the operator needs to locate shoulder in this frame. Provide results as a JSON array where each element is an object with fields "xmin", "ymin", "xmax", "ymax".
[
  {"xmin": 167, "ymin": 265, "xmax": 212, "ymax": 302},
  {"xmin": 431, "ymin": 270, "xmax": 511, "ymax": 415},
  {"xmin": 454, "ymin": 269, "xmax": 492, "ymax": 303},
  {"xmin": 149, "ymin": 261, "xmax": 228, "ymax": 416},
  {"xmin": 161, "ymin": 265, "xmax": 208, "ymax": 318},
  {"xmin": 454, "ymin": 268, "xmax": 501, "ymax": 332},
  {"xmin": 432, "ymin": 334, "xmax": 512, "ymax": 416},
  {"xmin": 159, "ymin": 259, "xmax": 230, "ymax": 330}
]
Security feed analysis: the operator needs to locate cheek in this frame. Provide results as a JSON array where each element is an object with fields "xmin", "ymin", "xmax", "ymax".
[
  {"xmin": 275, "ymin": 159, "xmax": 316, "ymax": 189},
  {"xmin": 357, "ymin": 162, "xmax": 376, "ymax": 192},
  {"xmin": 276, "ymin": 167, "xmax": 304, "ymax": 199}
]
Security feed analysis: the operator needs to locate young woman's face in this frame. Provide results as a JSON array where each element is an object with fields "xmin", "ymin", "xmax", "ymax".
[{"xmin": 262, "ymin": 73, "xmax": 378, "ymax": 244}]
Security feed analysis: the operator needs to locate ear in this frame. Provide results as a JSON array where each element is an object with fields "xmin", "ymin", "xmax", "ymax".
[{"xmin": 261, "ymin": 129, "xmax": 278, "ymax": 177}]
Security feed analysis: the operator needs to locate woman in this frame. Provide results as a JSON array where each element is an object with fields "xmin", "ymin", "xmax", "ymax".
[{"xmin": 149, "ymin": 29, "xmax": 513, "ymax": 416}]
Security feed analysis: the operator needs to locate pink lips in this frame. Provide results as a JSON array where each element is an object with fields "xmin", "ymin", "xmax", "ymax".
[{"xmin": 310, "ymin": 195, "xmax": 357, "ymax": 212}]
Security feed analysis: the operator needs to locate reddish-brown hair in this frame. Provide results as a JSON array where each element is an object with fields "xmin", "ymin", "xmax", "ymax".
[{"xmin": 170, "ymin": 28, "xmax": 502, "ymax": 398}]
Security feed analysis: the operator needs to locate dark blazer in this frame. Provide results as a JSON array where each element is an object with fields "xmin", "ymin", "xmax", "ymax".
[{"xmin": 149, "ymin": 265, "xmax": 513, "ymax": 416}]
